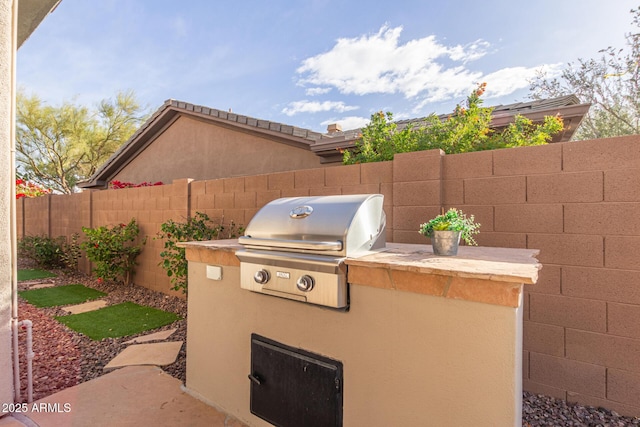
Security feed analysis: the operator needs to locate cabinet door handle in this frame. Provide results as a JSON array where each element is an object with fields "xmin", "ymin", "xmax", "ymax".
[{"xmin": 248, "ymin": 373, "xmax": 262, "ymax": 385}]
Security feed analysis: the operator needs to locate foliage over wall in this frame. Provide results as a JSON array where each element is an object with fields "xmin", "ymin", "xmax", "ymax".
[
  {"xmin": 109, "ymin": 180, "xmax": 164, "ymax": 189},
  {"xmin": 15, "ymin": 90, "xmax": 149, "ymax": 194},
  {"xmin": 343, "ymin": 83, "xmax": 564, "ymax": 164},
  {"xmin": 16, "ymin": 179, "xmax": 51, "ymax": 199}
]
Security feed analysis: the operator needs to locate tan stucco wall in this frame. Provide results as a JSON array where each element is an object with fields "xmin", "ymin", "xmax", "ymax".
[
  {"xmin": 185, "ymin": 261, "xmax": 523, "ymax": 427},
  {"xmin": 113, "ymin": 115, "xmax": 327, "ymax": 184},
  {"xmin": 0, "ymin": 0, "xmax": 14, "ymax": 406}
]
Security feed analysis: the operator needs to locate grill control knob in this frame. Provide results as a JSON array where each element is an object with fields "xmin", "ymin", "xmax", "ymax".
[
  {"xmin": 254, "ymin": 269, "xmax": 270, "ymax": 285},
  {"xmin": 296, "ymin": 275, "xmax": 315, "ymax": 292}
]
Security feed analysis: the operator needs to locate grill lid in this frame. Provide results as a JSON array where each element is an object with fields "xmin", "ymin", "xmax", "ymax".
[{"xmin": 239, "ymin": 194, "xmax": 386, "ymax": 258}]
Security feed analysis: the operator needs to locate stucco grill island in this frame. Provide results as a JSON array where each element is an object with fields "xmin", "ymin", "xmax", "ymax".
[{"xmin": 180, "ymin": 202, "xmax": 540, "ymax": 426}]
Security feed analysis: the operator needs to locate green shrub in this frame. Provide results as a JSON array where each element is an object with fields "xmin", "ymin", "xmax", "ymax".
[
  {"xmin": 59, "ymin": 233, "xmax": 82, "ymax": 270},
  {"xmin": 81, "ymin": 218, "xmax": 145, "ymax": 285},
  {"xmin": 156, "ymin": 212, "xmax": 244, "ymax": 293},
  {"xmin": 18, "ymin": 234, "xmax": 81, "ymax": 270},
  {"xmin": 343, "ymin": 83, "xmax": 564, "ymax": 164}
]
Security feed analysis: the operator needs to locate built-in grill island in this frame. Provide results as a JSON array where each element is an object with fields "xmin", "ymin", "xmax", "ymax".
[
  {"xmin": 237, "ymin": 194, "xmax": 386, "ymax": 309},
  {"xmin": 180, "ymin": 194, "xmax": 541, "ymax": 427}
]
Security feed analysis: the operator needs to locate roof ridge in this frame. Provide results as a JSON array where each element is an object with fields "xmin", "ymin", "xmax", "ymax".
[{"xmin": 165, "ymin": 100, "xmax": 325, "ymax": 142}]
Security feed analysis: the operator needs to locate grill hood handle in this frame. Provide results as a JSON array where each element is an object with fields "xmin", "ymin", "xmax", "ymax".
[{"xmin": 238, "ymin": 236, "xmax": 343, "ymax": 252}]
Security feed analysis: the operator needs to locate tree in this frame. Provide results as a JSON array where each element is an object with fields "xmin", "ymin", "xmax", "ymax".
[
  {"xmin": 343, "ymin": 83, "xmax": 563, "ymax": 164},
  {"xmin": 15, "ymin": 90, "xmax": 148, "ymax": 193},
  {"xmin": 529, "ymin": 8, "xmax": 640, "ymax": 140}
]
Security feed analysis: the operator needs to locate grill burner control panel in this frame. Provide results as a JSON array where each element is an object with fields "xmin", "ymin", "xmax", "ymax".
[
  {"xmin": 254, "ymin": 268, "xmax": 315, "ymax": 292},
  {"xmin": 239, "ymin": 259, "xmax": 347, "ymax": 309}
]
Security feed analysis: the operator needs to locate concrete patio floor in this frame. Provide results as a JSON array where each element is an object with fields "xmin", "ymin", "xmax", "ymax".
[{"xmin": 0, "ymin": 366, "xmax": 248, "ymax": 427}]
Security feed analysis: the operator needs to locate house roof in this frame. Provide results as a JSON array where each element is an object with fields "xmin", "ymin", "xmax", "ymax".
[
  {"xmin": 79, "ymin": 95, "xmax": 590, "ymax": 188},
  {"xmin": 18, "ymin": 0, "xmax": 62, "ymax": 48},
  {"xmin": 78, "ymin": 99, "xmax": 334, "ymax": 189}
]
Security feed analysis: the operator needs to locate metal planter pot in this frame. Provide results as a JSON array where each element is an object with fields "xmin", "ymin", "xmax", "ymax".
[{"xmin": 431, "ymin": 230, "xmax": 461, "ymax": 256}]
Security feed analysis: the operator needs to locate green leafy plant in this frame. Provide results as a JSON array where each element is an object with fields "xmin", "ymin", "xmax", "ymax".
[
  {"xmin": 343, "ymin": 83, "xmax": 564, "ymax": 164},
  {"xmin": 418, "ymin": 208, "xmax": 480, "ymax": 246},
  {"xmin": 18, "ymin": 234, "xmax": 81, "ymax": 270},
  {"xmin": 59, "ymin": 233, "xmax": 82, "ymax": 271},
  {"xmin": 81, "ymin": 218, "xmax": 146, "ymax": 285},
  {"xmin": 156, "ymin": 212, "xmax": 244, "ymax": 293}
]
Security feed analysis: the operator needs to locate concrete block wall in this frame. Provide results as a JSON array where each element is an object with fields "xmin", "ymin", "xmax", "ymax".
[
  {"xmin": 85, "ymin": 180, "xmax": 190, "ymax": 294},
  {"xmin": 391, "ymin": 149, "xmax": 442, "ymax": 243},
  {"xmin": 50, "ymin": 192, "xmax": 91, "ymax": 272},
  {"xmin": 22, "ymin": 194, "xmax": 50, "ymax": 237},
  {"xmin": 190, "ymin": 163, "xmax": 394, "ymax": 242},
  {"xmin": 17, "ymin": 134, "xmax": 640, "ymax": 416},
  {"xmin": 427, "ymin": 136, "xmax": 640, "ymax": 417}
]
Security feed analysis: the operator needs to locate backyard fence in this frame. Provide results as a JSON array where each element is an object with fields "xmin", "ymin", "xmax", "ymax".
[{"xmin": 16, "ymin": 134, "xmax": 640, "ymax": 417}]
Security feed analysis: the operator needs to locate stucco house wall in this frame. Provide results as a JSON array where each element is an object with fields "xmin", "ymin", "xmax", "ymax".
[
  {"xmin": 0, "ymin": 0, "xmax": 14, "ymax": 407},
  {"xmin": 1, "ymin": 0, "xmax": 60, "ymax": 408},
  {"xmin": 112, "ymin": 115, "xmax": 328, "ymax": 185}
]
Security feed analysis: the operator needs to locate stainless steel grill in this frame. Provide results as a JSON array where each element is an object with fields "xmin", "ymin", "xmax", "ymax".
[{"xmin": 237, "ymin": 194, "xmax": 386, "ymax": 309}]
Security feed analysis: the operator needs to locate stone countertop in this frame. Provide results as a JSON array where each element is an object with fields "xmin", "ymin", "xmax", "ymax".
[
  {"xmin": 179, "ymin": 240, "xmax": 540, "ymax": 285},
  {"xmin": 349, "ymin": 243, "xmax": 540, "ymax": 285}
]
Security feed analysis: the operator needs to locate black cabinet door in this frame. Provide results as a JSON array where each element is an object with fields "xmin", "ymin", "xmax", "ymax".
[{"xmin": 249, "ymin": 334, "xmax": 343, "ymax": 427}]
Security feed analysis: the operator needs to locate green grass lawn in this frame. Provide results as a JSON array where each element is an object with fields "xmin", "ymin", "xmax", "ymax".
[
  {"xmin": 19, "ymin": 284, "xmax": 106, "ymax": 308},
  {"xmin": 17, "ymin": 269, "xmax": 57, "ymax": 281},
  {"xmin": 56, "ymin": 302, "xmax": 181, "ymax": 340}
]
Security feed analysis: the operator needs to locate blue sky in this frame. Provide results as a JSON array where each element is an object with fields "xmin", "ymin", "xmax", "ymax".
[{"xmin": 17, "ymin": 0, "xmax": 638, "ymax": 133}]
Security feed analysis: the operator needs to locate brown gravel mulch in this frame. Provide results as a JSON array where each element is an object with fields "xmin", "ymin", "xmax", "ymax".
[
  {"xmin": 15, "ymin": 261, "xmax": 186, "ymax": 402},
  {"xmin": 14, "ymin": 261, "xmax": 640, "ymax": 426}
]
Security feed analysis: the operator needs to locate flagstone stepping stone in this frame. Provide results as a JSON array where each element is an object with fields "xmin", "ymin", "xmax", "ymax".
[
  {"xmin": 123, "ymin": 328, "xmax": 177, "ymax": 344},
  {"xmin": 28, "ymin": 282, "xmax": 55, "ymax": 289},
  {"xmin": 104, "ymin": 341, "xmax": 183, "ymax": 370},
  {"xmin": 64, "ymin": 299, "xmax": 108, "ymax": 314}
]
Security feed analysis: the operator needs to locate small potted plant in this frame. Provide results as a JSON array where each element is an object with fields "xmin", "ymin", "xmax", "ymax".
[{"xmin": 418, "ymin": 208, "xmax": 480, "ymax": 256}]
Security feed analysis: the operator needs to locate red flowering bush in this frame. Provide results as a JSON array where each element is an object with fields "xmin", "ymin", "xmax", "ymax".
[
  {"xmin": 109, "ymin": 180, "xmax": 163, "ymax": 189},
  {"xmin": 16, "ymin": 179, "xmax": 51, "ymax": 199}
]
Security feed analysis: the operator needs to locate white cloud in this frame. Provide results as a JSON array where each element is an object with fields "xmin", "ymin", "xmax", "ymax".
[
  {"xmin": 296, "ymin": 25, "xmax": 559, "ymax": 108},
  {"xmin": 305, "ymin": 87, "xmax": 332, "ymax": 96},
  {"xmin": 296, "ymin": 25, "xmax": 490, "ymax": 100},
  {"xmin": 482, "ymin": 64, "xmax": 563, "ymax": 98},
  {"xmin": 282, "ymin": 100, "xmax": 359, "ymax": 116},
  {"xmin": 447, "ymin": 39, "xmax": 491, "ymax": 63},
  {"xmin": 321, "ymin": 116, "xmax": 370, "ymax": 131}
]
